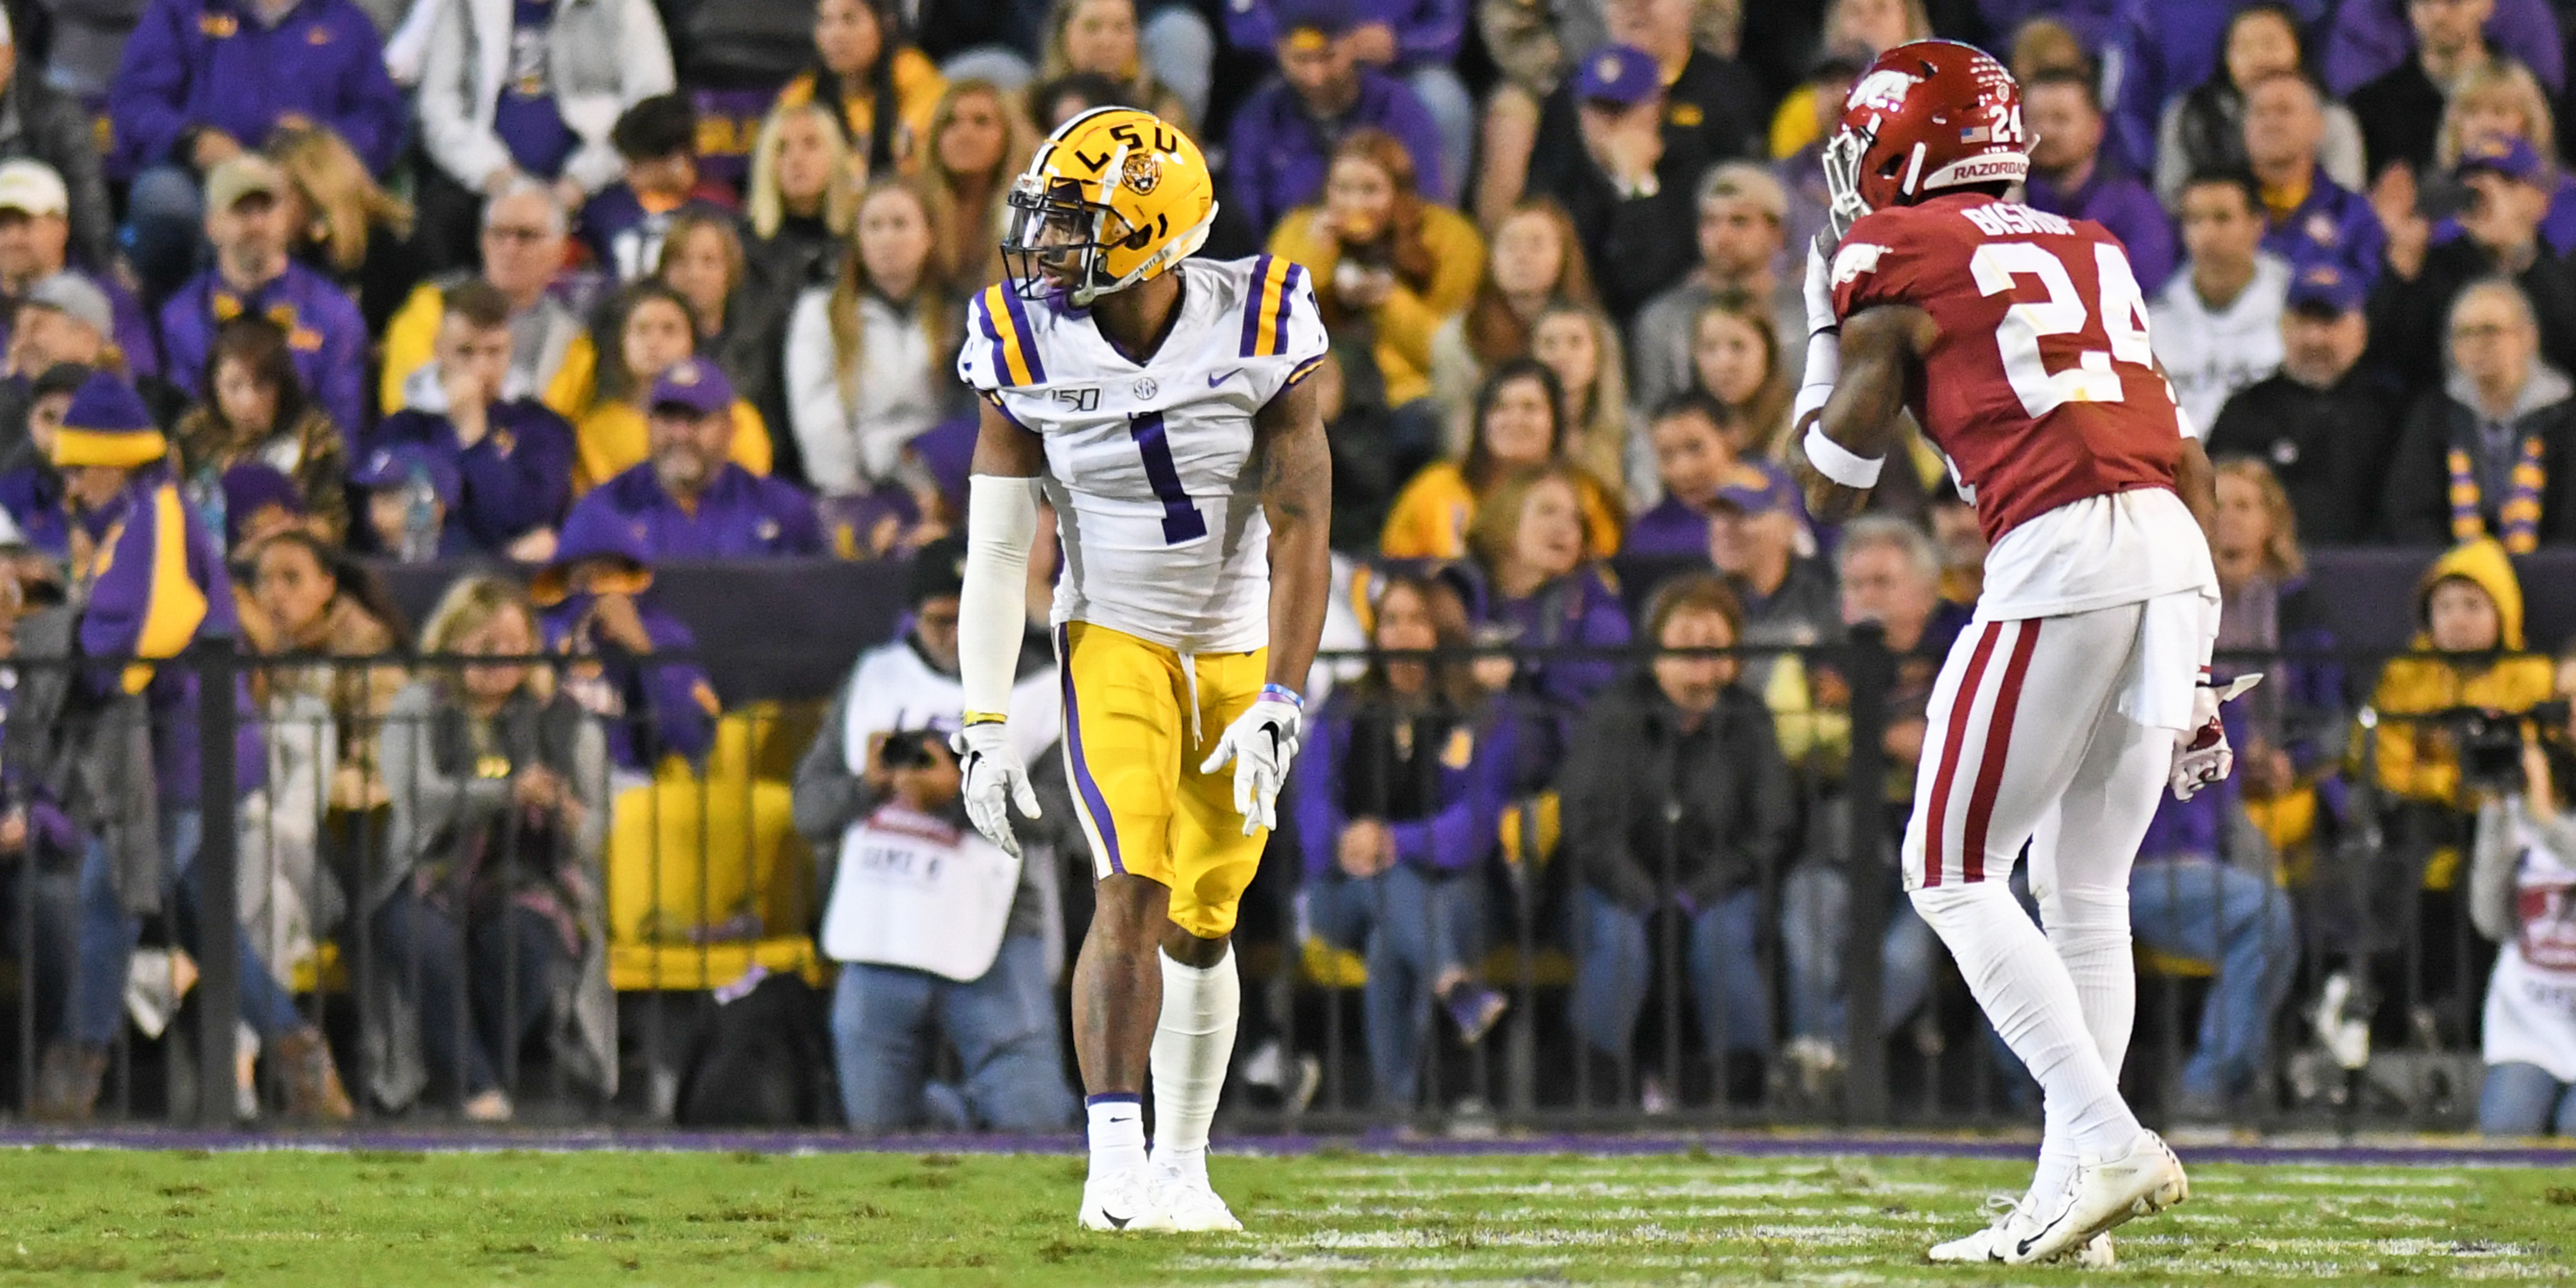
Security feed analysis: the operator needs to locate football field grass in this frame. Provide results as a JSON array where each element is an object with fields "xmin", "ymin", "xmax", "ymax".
[{"xmin": 1, "ymin": 1140, "xmax": 2570, "ymax": 1286}]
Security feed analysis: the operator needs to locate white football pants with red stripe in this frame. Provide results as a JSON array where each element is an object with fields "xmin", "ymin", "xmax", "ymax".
[{"xmin": 1902, "ymin": 598, "xmax": 2180, "ymax": 1179}]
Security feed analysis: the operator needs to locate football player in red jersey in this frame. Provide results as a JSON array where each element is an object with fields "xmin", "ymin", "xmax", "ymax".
[{"xmin": 1790, "ymin": 41, "xmax": 2251, "ymax": 1267}]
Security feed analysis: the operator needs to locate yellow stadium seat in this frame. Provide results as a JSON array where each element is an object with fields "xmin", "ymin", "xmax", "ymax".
[
  {"xmin": 1499, "ymin": 792, "xmax": 1561, "ymax": 868},
  {"xmin": 2137, "ymin": 946, "xmax": 2215, "ymax": 979},
  {"xmin": 1479, "ymin": 943, "xmax": 1576, "ymax": 987},
  {"xmin": 1301, "ymin": 935, "xmax": 1368, "ymax": 988},
  {"xmin": 289, "ymin": 942, "xmax": 349, "ymax": 994},
  {"xmin": 608, "ymin": 777, "xmax": 801, "ymax": 945}
]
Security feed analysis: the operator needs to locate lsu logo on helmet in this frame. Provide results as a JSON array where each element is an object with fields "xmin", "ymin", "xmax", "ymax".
[{"xmin": 1002, "ymin": 107, "xmax": 1216, "ymax": 306}]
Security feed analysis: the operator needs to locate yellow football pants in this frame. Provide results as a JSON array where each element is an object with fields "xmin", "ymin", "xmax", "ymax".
[{"xmin": 1055, "ymin": 621, "xmax": 1268, "ymax": 939}]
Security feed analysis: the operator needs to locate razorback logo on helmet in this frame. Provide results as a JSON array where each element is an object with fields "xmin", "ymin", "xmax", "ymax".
[
  {"xmin": 1847, "ymin": 68, "xmax": 1920, "ymax": 114},
  {"xmin": 1831, "ymin": 241, "xmax": 1889, "ymax": 288}
]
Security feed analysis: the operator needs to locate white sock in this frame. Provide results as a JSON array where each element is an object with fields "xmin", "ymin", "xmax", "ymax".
[
  {"xmin": 1150, "ymin": 947, "xmax": 1239, "ymax": 1174},
  {"xmin": 1085, "ymin": 1094, "xmax": 1147, "ymax": 1180},
  {"xmin": 1911, "ymin": 884, "xmax": 2139, "ymax": 1161},
  {"xmin": 2029, "ymin": 882, "xmax": 2137, "ymax": 1206}
]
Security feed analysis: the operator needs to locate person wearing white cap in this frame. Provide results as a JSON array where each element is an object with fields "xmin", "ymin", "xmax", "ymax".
[
  {"xmin": 0, "ymin": 10, "xmax": 117, "ymax": 273},
  {"xmin": 0, "ymin": 160, "xmax": 154, "ymax": 379}
]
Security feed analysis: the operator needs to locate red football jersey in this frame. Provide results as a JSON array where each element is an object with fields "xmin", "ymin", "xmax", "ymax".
[{"xmin": 1830, "ymin": 193, "xmax": 2183, "ymax": 545}]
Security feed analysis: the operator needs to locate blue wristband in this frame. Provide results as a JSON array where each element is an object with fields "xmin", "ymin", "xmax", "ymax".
[{"xmin": 1261, "ymin": 683, "xmax": 1305, "ymax": 709}]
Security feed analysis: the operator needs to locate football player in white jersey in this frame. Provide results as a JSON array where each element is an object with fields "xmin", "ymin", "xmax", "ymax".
[{"xmin": 948, "ymin": 106, "xmax": 1331, "ymax": 1232}]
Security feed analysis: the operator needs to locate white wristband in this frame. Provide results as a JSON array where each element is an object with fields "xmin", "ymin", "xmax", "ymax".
[
  {"xmin": 1803, "ymin": 423, "xmax": 1884, "ymax": 489},
  {"xmin": 1792, "ymin": 330, "xmax": 1841, "ymax": 425}
]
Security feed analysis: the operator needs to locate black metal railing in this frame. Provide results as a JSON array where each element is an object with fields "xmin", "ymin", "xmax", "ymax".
[{"xmin": 0, "ymin": 635, "xmax": 2536, "ymax": 1136}]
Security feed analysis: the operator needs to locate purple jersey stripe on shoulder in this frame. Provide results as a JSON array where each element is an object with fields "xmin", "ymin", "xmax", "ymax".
[
  {"xmin": 1239, "ymin": 254, "xmax": 1274, "ymax": 357},
  {"xmin": 998, "ymin": 283, "xmax": 1048, "ymax": 384},
  {"xmin": 1269, "ymin": 262, "xmax": 1303, "ymax": 357}
]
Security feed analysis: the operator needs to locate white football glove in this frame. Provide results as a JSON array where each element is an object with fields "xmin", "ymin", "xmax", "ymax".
[
  {"xmin": 2170, "ymin": 673, "xmax": 2264, "ymax": 801},
  {"xmin": 1198, "ymin": 692, "xmax": 1304, "ymax": 837},
  {"xmin": 1803, "ymin": 238, "xmax": 1839, "ymax": 339},
  {"xmin": 951, "ymin": 722, "xmax": 1042, "ymax": 857}
]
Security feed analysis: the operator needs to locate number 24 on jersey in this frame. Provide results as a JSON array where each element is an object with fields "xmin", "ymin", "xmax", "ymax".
[{"xmin": 1971, "ymin": 241, "xmax": 2155, "ymax": 420}]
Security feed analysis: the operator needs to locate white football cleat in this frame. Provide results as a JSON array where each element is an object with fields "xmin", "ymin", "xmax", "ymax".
[
  {"xmin": 1929, "ymin": 1197, "xmax": 2114, "ymax": 1267},
  {"xmin": 2001, "ymin": 1130, "xmax": 2186, "ymax": 1265},
  {"xmin": 1154, "ymin": 1166, "xmax": 1243, "ymax": 1233},
  {"xmin": 1078, "ymin": 1168, "xmax": 1174, "ymax": 1233}
]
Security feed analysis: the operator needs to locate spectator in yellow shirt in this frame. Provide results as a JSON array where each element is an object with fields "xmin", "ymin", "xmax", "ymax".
[{"xmin": 1268, "ymin": 128, "xmax": 1483, "ymax": 481}]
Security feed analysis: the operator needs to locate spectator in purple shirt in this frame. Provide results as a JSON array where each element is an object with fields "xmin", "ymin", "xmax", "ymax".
[
  {"xmin": 2023, "ymin": 68, "xmax": 2177, "ymax": 293},
  {"xmin": 1623, "ymin": 393, "xmax": 1789, "ymax": 561},
  {"xmin": 1224, "ymin": 0, "xmax": 1448, "ymax": 237},
  {"xmin": 1467, "ymin": 459, "xmax": 1631, "ymax": 712},
  {"xmin": 531, "ymin": 501, "xmax": 719, "ymax": 776},
  {"xmin": 2243, "ymin": 71, "xmax": 2387, "ymax": 290},
  {"xmin": 2323, "ymin": 0, "xmax": 2559, "ymax": 99},
  {"xmin": 1296, "ymin": 569, "xmax": 1518, "ymax": 1113},
  {"xmin": 159, "ymin": 156, "xmax": 370, "ymax": 448},
  {"xmin": 109, "ymin": 0, "xmax": 405, "ymax": 296},
  {"xmin": 370, "ymin": 279, "xmax": 578, "ymax": 560},
  {"xmin": 560, "ymin": 357, "xmax": 821, "ymax": 561},
  {"xmin": 1225, "ymin": 0, "xmax": 1470, "ymax": 218}
]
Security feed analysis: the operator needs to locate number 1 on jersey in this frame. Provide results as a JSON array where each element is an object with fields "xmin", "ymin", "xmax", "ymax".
[{"xmin": 1126, "ymin": 412, "xmax": 1208, "ymax": 543}]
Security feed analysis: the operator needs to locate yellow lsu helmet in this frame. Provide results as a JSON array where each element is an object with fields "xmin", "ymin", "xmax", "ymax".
[{"xmin": 1002, "ymin": 106, "xmax": 1216, "ymax": 307}]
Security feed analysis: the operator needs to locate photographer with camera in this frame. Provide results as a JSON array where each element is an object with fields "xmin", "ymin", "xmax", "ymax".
[
  {"xmin": 2468, "ymin": 648, "xmax": 2576, "ymax": 1136},
  {"xmin": 794, "ymin": 538, "xmax": 1077, "ymax": 1133},
  {"xmin": 2359, "ymin": 537, "xmax": 2559, "ymax": 1047}
]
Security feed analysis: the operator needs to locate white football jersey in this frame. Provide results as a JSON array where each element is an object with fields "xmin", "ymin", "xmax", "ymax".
[{"xmin": 958, "ymin": 256, "xmax": 1328, "ymax": 654}]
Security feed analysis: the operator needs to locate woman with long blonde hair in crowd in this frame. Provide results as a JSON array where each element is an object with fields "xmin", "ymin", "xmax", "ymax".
[
  {"xmin": 919, "ymin": 80, "xmax": 1036, "ymax": 294},
  {"xmin": 744, "ymin": 100, "xmax": 860, "ymax": 296},
  {"xmin": 270, "ymin": 123, "xmax": 419, "ymax": 331},
  {"xmin": 1528, "ymin": 302, "xmax": 1633, "ymax": 503},
  {"xmin": 784, "ymin": 177, "xmax": 959, "ymax": 496},
  {"xmin": 2431, "ymin": 60, "xmax": 2576, "ymax": 257}
]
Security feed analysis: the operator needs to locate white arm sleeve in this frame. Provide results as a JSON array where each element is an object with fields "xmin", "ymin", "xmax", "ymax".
[
  {"xmin": 1792, "ymin": 329, "xmax": 1841, "ymax": 426},
  {"xmin": 959, "ymin": 473, "xmax": 1041, "ymax": 719}
]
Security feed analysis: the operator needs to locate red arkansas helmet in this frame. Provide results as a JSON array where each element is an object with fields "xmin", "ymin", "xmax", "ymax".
[{"xmin": 1821, "ymin": 39, "xmax": 2028, "ymax": 231}]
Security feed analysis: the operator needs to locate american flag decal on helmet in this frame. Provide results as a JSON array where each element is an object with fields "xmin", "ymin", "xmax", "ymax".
[{"xmin": 1959, "ymin": 125, "xmax": 1990, "ymax": 143}]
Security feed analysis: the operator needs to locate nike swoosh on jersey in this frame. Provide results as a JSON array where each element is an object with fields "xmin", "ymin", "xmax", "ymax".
[
  {"xmin": 1104, "ymin": 1212, "xmax": 1133, "ymax": 1229},
  {"xmin": 1209, "ymin": 369, "xmax": 1241, "ymax": 387}
]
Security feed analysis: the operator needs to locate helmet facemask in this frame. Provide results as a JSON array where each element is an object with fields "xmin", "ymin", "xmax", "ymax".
[
  {"xmin": 1002, "ymin": 176, "xmax": 1136, "ymax": 307},
  {"xmin": 1820, "ymin": 120, "xmax": 1876, "ymax": 243}
]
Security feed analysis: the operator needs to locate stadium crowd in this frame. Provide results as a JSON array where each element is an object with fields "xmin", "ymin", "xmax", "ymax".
[{"xmin": 0, "ymin": 0, "xmax": 2569, "ymax": 1138}]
